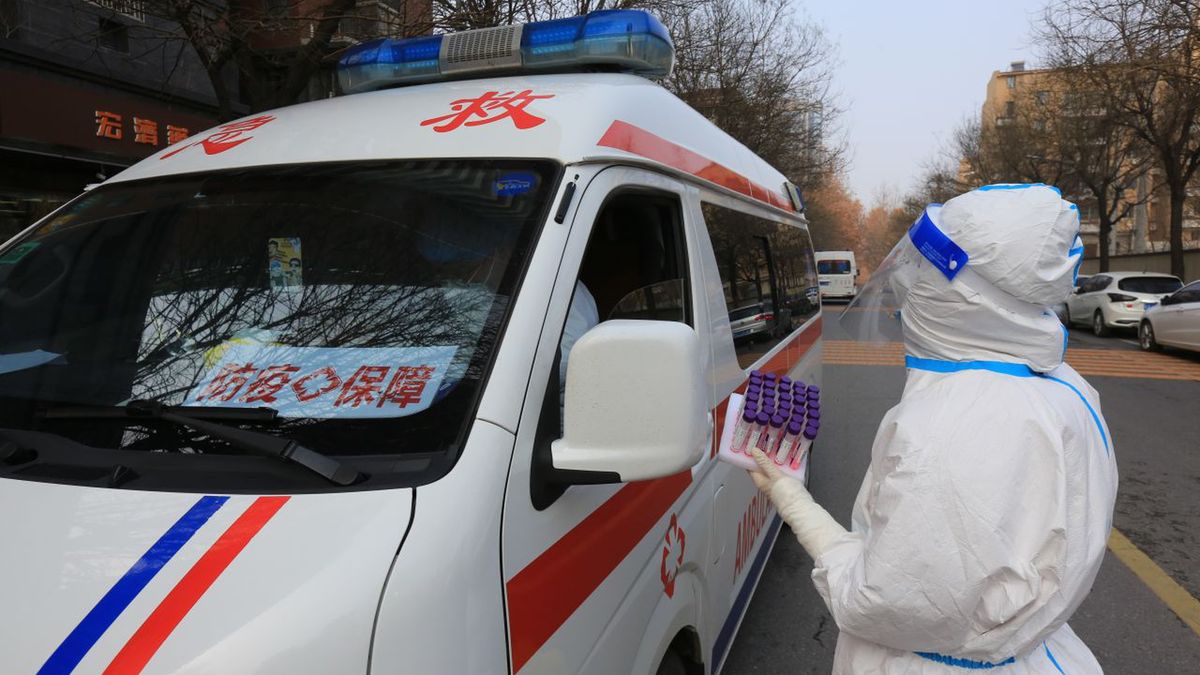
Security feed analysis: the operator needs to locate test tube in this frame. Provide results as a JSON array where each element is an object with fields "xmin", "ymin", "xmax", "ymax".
[
  {"xmin": 806, "ymin": 385, "xmax": 820, "ymax": 398},
  {"xmin": 779, "ymin": 391, "xmax": 792, "ymax": 404},
  {"xmin": 780, "ymin": 375, "xmax": 793, "ymax": 388},
  {"xmin": 775, "ymin": 419, "xmax": 805, "ymax": 465},
  {"xmin": 750, "ymin": 369, "xmax": 765, "ymax": 380},
  {"xmin": 732, "ymin": 408, "xmax": 758, "ymax": 454},
  {"xmin": 764, "ymin": 414, "xmax": 787, "ymax": 456},
  {"xmin": 746, "ymin": 411, "xmax": 771, "ymax": 453},
  {"xmin": 807, "ymin": 400, "xmax": 821, "ymax": 415},
  {"xmin": 790, "ymin": 422, "xmax": 819, "ymax": 471},
  {"xmin": 778, "ymin": 400, "xmax": 792, "ymax": 416}
]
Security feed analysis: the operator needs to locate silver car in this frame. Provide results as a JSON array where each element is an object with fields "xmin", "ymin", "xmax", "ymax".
[
  {"xmin": 729, "ymin": 302, "xmax": 774, "ymax": 343},
  {"xmin": 1065, "ymin": 271, "xmax": 1183, "ymax": 336},
  {"xmin": 1139, "ymin": 280, "xmax": 1200, "ymax": 353}
]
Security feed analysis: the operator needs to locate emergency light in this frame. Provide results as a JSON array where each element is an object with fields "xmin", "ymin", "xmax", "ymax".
[{"xmin": 337, "ymin": 10, "xmax": 675, "ymax": 94}]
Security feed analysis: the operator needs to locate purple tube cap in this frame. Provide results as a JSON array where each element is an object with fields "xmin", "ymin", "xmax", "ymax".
[
  {"xmin": 780, "ymin": 375, "xmax": 793, "ymax": 385},
  {"xmin": 741, "ymin": 409, "xmax": 757, "ymax": 423},
  {"xmin": 807, "ymin": 385, "xmax": 820, "ymax": 395},
  {"xmin": 803, "ymin": 425, "xmax": 818, "ymax": 440},
  {"xmin": 769, "ymin": 415, "xmax": 786, "ymax": 427},
  {"xmin": 755, "ymin": 412, "xmax": 771, "ymax": 424},
  {"xmin": 764, "ymin": 372, "xmax": 777, "ymax": 381},
  {"xmin": 787, "ymin": 420, "xmax": 804, "ymax": 434}
]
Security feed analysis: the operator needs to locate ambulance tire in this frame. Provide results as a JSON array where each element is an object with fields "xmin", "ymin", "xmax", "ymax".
[{"xmin": 655, "ymin": 650, "xmax": 688, "ymax": 675}]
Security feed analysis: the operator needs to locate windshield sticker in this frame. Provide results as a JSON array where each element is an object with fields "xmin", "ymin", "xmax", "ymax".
[
  {"xmin": 159, "ymin": 115, "xmax": 276, "ymax": 160},
  {"xmin": 183, "ymin": 345, "xmax": 458, "ymax": 418},
  {"xmin": 267, "ymin": 237, "xmax": 303, "ymax": 289},
  {"xmin": 495, "ymin": 172, "xmax": 536, "ymax": 197},
  {"xmin": 420, "ymin": 90, "xmax": 555, "ymax": 133},
  {"xmin": 0, "ymin": 242, "xmax": 40, "ymax": 265}
]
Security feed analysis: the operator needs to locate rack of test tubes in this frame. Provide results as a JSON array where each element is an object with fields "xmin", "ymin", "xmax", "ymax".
[{"xmin": 716, "ymin": 370, "xmax": 820, "ymax": 480}]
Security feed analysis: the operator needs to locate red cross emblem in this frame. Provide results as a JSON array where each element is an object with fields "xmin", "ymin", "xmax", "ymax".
[{"xmin": 660, "ymin": 513, "xmax": 686, "ymax": 598}]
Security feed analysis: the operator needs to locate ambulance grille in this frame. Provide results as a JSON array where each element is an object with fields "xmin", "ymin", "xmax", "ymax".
[{"xmin": 441, "ymin": 24, "xmax": 524, "ymax": 73}]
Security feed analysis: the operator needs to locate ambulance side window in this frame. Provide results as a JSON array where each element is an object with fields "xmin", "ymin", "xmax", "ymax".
[
  {"xmin": 576, "ymin": 192, "xmax": 691, "ymax": 325},
  {"xmin": 702, "ymin": 202, "xmax": 819, "ymax": 369},
  {"xmin": 531, "ymin": 190, "xmax": 691, "ymax": 509}
]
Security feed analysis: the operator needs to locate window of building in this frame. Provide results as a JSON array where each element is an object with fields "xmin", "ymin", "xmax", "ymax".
[
  {"xmin": 701, "ymin": 202, "xmax": 820, "ymax": 368},
  {"xmin": 1006, "ymin": 76, "xmax": 1016, "ymax": 89},
  {"xmin": 97, "ymin": 17, "xmax": 129, "ymax": 53},
  {"xmin": 89, "ymin": 0, "xmax": 146, "ymax": 22},
  {"xmin": 1036, "ymin": 90, "xmax": 1050, "ymax": 105},
  {"xmin": 1004, "ymin": 100, "xmax": 1016, "ymax": 118}
]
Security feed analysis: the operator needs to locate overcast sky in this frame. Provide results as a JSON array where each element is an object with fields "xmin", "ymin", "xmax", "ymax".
[{"xmin": 803, "ymin": 0, "xmax": 1049, "ymax": 204}]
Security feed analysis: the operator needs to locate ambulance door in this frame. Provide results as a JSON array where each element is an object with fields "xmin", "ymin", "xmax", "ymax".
[
  {"xmin": 690, "ymin": 191, "xmax": 824, "ymax": 673},
  {"xmin": 501, "ymin": 166, "xmax": 717, "ymax": 675}
]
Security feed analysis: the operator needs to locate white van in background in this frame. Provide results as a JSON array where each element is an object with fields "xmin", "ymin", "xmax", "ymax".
[
  {"xmin": 0, "ymin": 11, "xmax": 824, "ymax": 675},
  {"xmin": 815, "ymin": 250, "xmax": 858, "ymax": 301}
]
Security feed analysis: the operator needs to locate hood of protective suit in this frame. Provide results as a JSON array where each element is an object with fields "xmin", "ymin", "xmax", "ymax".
[{"xmin": 899, "ymin": 185, "xmax": 1080, "ymax": 373}]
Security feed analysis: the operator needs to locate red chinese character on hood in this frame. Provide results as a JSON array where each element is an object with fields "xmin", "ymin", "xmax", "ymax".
[
  {"xmin": 160, "ymin": 115, "xmax": 276, "ymax": 159},
  {"xmin": 420, "ymin": 90, "xmax": 555, "ymax": 133}
]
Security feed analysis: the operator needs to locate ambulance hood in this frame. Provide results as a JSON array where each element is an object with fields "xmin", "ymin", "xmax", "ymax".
[{"xmin": 3, "ymin": 478, "xmax": 413, "ymax": 674}]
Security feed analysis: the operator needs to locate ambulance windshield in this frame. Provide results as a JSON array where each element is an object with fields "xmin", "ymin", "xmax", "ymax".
[{"xmin": 0, "ymin": 159, "xmax": 557, "ymax": 490}]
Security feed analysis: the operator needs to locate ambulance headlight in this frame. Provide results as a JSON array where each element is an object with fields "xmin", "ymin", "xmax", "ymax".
[{"xmin": 337, "ymin": 9, "xmax": 674, "ymax": 94}]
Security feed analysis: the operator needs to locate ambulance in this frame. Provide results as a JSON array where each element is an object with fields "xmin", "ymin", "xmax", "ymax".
[
  {"xmin": 0, "ymin": 10, "xmax": 823, "ymax": 674},
  {"xmin": 814, "ymin": 250, "xmax": 858, "ymax": 302}
]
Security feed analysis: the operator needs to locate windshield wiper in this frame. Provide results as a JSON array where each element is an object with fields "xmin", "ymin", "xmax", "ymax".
[{"xmin": 41, "ymin": 400, "xmax": 362, "ymax": 486}]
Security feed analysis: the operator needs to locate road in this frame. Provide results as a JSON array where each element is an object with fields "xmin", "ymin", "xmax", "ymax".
[{"xmin": 724, "ymin": 313, "xmax": 1200, "ymax": 673}]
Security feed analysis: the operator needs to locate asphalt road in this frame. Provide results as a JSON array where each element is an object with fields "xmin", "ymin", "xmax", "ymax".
[{"xmin": 723, "ymin": 315, "xmax": 1200, "ymax": 674}]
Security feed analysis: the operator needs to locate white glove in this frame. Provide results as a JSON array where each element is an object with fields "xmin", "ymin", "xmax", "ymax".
[{"xmin": 750, "ymin": 448, "xmax": 847, "ymax": 559}]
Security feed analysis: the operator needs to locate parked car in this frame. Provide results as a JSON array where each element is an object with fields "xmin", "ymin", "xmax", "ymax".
[
  {"xmin": 1140, "ymin": 280, "xmax": 1200, "ymax": 353},
  {"xmin": 1065, "ymin": 271, "xmax": 1183, "ymax": 336},
  {"xmin": 729, "ymin": 302, "xmax": 775, "ymax": 342},
  {"xmin": 1054, "ymin": 275, "xmax": 1091, "ymax": 323}
]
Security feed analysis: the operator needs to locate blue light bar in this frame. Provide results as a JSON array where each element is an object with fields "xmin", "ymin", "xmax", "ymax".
[{"xmin": 338, "ymin": 10, "xmax": 674, "ymax": 94}]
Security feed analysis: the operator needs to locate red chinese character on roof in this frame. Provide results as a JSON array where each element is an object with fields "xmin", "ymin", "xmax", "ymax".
[
  {"xmin": 241, "ymin": 364, "xmax": 300, "ymax": 404},
  {"xmin": 196, "ymin": 363, "xmax": 257, "ymax": 402},
  {"xmin": 133, "ymin": 117, "xmax": 158, "ymax": 146},
  {"xmin": 420, "ymin": 90, "xmax": 555, "ymax": 133},
  {"xmin": 95, "ymin": 111, "xmax": 123, "ymax": 140},
  {"xmin": 335, "ymin": 365, "xmax": 391, "ymax": 408},
  {"xmin": 379, "ymin": 365, "xmax": 436, "ymax": 408},
  {"xmin": 160, "ymin": 115, "xmax": 276, "ymax": 160},
  {"xmin": 166, "ymin": 124, "xmax": 189, "ymax": 145}
]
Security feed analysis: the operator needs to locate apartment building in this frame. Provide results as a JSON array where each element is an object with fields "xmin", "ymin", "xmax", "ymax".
[{"xmin": 979, "ymin": 60, "xmax": 1200, "ymax": 258}]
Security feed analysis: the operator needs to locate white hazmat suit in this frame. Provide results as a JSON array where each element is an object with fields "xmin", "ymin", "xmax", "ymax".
[{"xmin": 752, "ymin": 184, "xmax": 1119, "ymax": 673}]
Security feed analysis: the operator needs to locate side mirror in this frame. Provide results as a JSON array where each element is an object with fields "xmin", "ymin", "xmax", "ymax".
[
  {"xmin": 551, "ymin": 320, "xmax": 707, "ymax": 482},
  {"xmin": 1160, "ymin": 294, "xmax": 1176, "ymax": 306}
]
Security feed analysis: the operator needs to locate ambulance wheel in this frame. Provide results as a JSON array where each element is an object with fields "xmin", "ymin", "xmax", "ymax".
[{"xmin": 656, "ymin": 650, "xmax": 688, "ymax": 675}]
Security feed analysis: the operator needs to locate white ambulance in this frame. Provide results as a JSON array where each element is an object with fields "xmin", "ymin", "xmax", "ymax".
[
  {"xmin": 0, "ymin": 10, "xmax": 823, "ymax": 674},
  {"xmin": 814, "ymin": 250, "xmax": 858, "ymax": 302}
]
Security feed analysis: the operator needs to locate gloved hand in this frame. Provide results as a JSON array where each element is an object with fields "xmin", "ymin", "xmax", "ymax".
[{"xmin": 750, "ymin": 449, "xmax": 847, "ymax": 559}]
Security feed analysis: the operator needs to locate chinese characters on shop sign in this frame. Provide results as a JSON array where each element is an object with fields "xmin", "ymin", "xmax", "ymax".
[{"xmin": 94, "ymin": 110, "xmax": 190, "ymax": 146}]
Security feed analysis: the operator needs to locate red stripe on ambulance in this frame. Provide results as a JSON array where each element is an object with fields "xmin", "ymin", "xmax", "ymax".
[
  {"xmin": 597, "ymin": 120, "xmax": 795, "ymax": 213},
  {"xmin": 506, "ymin": 471, "xmax": 692, "ymax": 672}
]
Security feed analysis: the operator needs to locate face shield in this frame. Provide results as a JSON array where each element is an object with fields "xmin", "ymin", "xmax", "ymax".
[{"xmin": 839, "ymin": 205, "xmax": 966, "ymax": 342}]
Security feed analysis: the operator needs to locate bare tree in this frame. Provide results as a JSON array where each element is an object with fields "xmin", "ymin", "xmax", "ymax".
[
  {"xmin": 956, "ymin": 77, "xmax": 1151, "ymax": 271},
  {"xmin": 1041, "ymin": 0, "xmax": 1200, "ymax": 277},
  {"xmin": 664, "ymin": 0, "xmax": 844, "ymax": 188}
]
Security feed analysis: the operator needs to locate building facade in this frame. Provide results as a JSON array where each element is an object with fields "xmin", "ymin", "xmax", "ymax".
[
  {"xmin": 979, "ymin": 60, "xmax": 1200, "ymax": 259},
  {"xmin": 0, "ymin": 0, "xmax": 428, "ymax": 242}
]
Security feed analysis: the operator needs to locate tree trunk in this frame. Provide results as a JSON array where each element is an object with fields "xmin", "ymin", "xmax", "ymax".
[
  {"xmin": 1097, "ymin": 214, "xmax": 1111, "ymax": 272},
  {"xmin": 1168, "ymin": 184, "xmax": 1186, "ymax": 279}
]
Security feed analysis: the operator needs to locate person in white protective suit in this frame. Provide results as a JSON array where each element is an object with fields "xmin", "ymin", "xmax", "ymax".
[{"xmin": 750, "ymin": 183, "xmax": 1119, "ymax": 674}]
